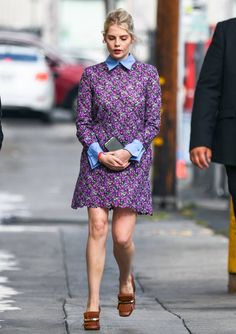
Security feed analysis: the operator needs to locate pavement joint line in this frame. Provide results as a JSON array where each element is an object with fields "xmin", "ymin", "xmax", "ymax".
[
  {"xmin": 155, "ymin": 297, "xmax": 192, "ymax": 334},
  {"xmin": 136, "ymin": 274, "xmax": 145, "ymax": 293},
  {"xmin": 59, "ymin": 228, "xmax": 73, "ymax": 298},
  {"xmin": 0, "ymin": 217, "xmax": 88, "ymax": 225},
  {"xmin": 63, "ymin": 299, "xmax": 70, "ymax": 334},
  {"xmin": 137, "ymin": 274, "xmax": 192, "ymax": 333}
]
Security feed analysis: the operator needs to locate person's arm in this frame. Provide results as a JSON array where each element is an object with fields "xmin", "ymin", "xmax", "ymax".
[
  {"xmin": 135, "ymin": 66, "xmax": 161, "ymax": 150},
  {"xmin": 190, "ymin": 22, "xmax": 224, "ymax": 152},
  {"xmin": 75, "ymin": 69, "xmax": 98, "ymax": 150},
  {"xmin": 75, "ymin": 69, "xmax": 105, "ymax": 169}
]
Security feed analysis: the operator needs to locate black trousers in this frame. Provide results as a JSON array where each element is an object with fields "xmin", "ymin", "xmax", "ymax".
[{"xmin": 225, "ymin": 165, "xmax": 236, "ymax": 218}]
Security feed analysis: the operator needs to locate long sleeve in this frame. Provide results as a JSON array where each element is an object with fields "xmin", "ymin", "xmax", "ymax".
[
  {"xmin": 124, "ymin": 139, "xmax": 145, "ymax": 162},
  {"xmin": 87, "ymin": 142, "xmax": 104, "ymax": 169},
  {"xmin": 75, "ymin": 69, "xmax": 98, "ymax": 149},
  {"xmin": 136, "ymin": 67, "xmax": 161, "ymax": 149},
  {"xmin": 190, "ymin": 22, "xmax": 224, "ymax": 150}
]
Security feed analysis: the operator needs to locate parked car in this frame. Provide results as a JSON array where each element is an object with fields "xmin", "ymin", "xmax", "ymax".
[
  {"xmin": 0, "ymin": 32, "xmax": 85, "ymax": 116},
  {"xmin": 0, "ymin": 45, "xmax": 54, "ymax": 122}
]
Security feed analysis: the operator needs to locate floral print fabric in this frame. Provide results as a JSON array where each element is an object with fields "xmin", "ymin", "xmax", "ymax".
[{"xmin": 71, "ymin": 61, "xmax": 161, "ymax": 215}]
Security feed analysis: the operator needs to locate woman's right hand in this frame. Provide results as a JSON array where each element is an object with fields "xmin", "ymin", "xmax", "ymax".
[{"xmin": 99, "ymin": 152, "xmax": 130, "ymax": 171}]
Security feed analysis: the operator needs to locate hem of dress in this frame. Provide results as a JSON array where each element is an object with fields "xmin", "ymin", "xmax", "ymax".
[{"xmin": 71, "ymin": 203, "xmax": 153, "ymax": 216}]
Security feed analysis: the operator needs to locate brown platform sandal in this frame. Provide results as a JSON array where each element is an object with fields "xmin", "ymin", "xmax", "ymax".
[
  {"xmin": 117, "ymin": 274, "xmax": 136, "ymax": 317},
  {"xmin": 83, "ymin": 308, "xmax": 101, "ymax": 331}
]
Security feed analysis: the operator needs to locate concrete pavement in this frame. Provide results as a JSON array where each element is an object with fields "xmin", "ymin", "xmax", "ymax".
[{"xmin": 0, "ymin": 214, "xmax": 234, "ymax": 334}]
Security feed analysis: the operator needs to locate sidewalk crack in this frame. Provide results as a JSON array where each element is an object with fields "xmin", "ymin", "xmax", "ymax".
[
  {"xmin": 155, "ymin": 297, "xmax": 192, "ymax": 334},
  {"xmin": 59, "ymin": 229, "xmax": 72, "ymax": 298},
  {"xmin": 136, "ymin": 276, "xmax": 192, "ymax": 334},
  {"xmin": 60, "ymin": 229, "xmax": 72, "ymax": 334},
  {"xmin": 62, "ymin": 299, "xmax": 70, "ymax": 334}
]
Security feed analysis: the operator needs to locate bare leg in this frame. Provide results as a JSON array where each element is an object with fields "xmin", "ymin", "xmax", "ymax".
[
  {"xmin": 86, "ymin": 207, "xmax": 109, "ymax": 311},
  {"xmin": 112, "ymin": 208, "xmax": 136, "ymax": 294}
]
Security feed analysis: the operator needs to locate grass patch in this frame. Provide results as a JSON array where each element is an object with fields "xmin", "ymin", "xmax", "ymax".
[
  {"xmin": 195, "ymin": 220, "xmax": 208, "ymax": 227},
  {"xmin": 179, "ymin": 207, "xmax": 195, "ymax": 219},
  {"xmin": 214, "ymin": 229, "xmax": 229, "ymax": 238},
  {"xmin": 182, "ymin": 203, "xmax": 197, "ymax": 210},
  {"xmin": 179, "ymin": 203, "xmax": 197, "ymax": 219},
  {"xmin": 144, "ymin": 211, "xmax": 170, "ymax": 221}
]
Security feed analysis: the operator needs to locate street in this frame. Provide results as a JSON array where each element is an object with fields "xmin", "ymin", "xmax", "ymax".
[
  {"xmin": 0, "ymin": 112, "xmax": 234, "ymax": 333},
  {"xmin": 0, "ymin": 211, "xmax": 233, "ymax": 333},
  {"xmin": 0, "ymin": 0, "xmax": 236, "ymax": 332},
  {"xmin": 0, "ymin": 109, "xmax": 87, "ymax": 222}
]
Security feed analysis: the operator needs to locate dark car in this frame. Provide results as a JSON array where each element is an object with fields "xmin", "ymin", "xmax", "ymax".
[{"xmin": 0, "ymin": 31, "xmax": 85, "ymax": 116}]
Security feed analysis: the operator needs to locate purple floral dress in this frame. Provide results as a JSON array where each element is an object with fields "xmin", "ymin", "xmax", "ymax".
[{"xmin": 71, "ymin": 61, "xmax": 161, "ymax": 215}]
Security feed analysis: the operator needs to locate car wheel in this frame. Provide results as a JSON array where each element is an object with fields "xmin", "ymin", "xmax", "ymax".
[{"xmin": 41, "ymin": 112, "xmax": 53, "ymax": 124}]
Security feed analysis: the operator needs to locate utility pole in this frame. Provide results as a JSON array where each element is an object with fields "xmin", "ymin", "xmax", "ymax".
[{"xmin": 152, "ymin": 0, "xmax": 179, "ymax": 208}]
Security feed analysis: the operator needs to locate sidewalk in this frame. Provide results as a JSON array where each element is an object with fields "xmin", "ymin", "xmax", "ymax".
[{"xmin": 0, "ymin": 214, "xmax": 234, "ymax": 334}]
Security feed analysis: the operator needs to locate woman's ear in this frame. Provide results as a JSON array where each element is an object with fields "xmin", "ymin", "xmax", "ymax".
[{"xmin": 103, "ymin": 33, "xmax": 106, "ymax": 43}]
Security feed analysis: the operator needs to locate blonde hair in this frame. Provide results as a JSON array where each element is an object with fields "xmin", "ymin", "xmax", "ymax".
[{"xmin": 103, "ymin": 8, "xmax": 135, "ymax": 40}]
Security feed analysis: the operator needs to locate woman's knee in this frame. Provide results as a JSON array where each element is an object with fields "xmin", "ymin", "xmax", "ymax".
[
  {"xmin": 88, "ymin": 207, "xmax": 109, "ymax": 239},
  {"xmin": 89, "ymin": 218, "xmax": 108, "ymax": 239},
  {"xmin": 112, "ymin": 208, "xmax": 136, "ymax": 248},
  {"xmin": 113, "ymin": 233, "xmax": 132, "ymax": 248}
]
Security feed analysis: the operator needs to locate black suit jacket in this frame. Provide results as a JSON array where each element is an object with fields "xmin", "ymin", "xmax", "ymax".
[
  {"xmin": 0, "ymin": 98, "xmax": 3, "ymax": 150},
  {"xmin": 190, "ymin": 18, "xmax": 236, "ymax": 166}
]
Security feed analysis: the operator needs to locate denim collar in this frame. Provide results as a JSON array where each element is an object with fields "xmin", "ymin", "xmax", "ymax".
[{"xmin": 105, "ymin": 54, "xmax": 136, "ymax": 71}]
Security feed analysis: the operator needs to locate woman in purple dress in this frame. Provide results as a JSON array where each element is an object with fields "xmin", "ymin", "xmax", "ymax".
[{"xmin": 71, "ymin": 8, "xmax": 161, "ymax": 330}]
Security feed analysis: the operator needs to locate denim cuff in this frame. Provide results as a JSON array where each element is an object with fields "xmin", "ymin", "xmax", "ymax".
[{"xmin": 87, "ymin": 142, "xmax": 103, "ymax": 169}]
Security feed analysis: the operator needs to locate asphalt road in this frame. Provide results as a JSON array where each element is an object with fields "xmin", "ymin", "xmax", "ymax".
[
  {"xmin": 0, "ymin": 109, "xmax": 234, "ymax": 333},
  {"xmin": 0, "ymin": 108, "xmax": 88, "ymax": 222},
  {"xmin": 0, "ymin": 109, "xmax": 230, "ymax": 235}
]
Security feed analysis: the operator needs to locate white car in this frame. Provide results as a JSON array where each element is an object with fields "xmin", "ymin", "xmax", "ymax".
[{"xmin": 0, "ymin": 45, "xmax": 54, "ymax": 121}]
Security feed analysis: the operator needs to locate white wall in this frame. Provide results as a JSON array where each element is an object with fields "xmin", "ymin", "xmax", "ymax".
[
  {"xmin": 0, "ymin": 0, "xmax": 41, "ymax": 28},
  {"xmin": 43, "ymin": 0, "xmax": 59, "ymax": 45},
  {"xmin": 207, "ymin": 0, "xmax": 236, "ymax": 25},
  {"xmin": 59, "ymin": 0, "xmax": 106, "ymax": 62},
  {"xmin": 116, "ymin": 0, "xmax": 157, "ymax": 62},
  {"xmin": 58, "ymin": 0, "xmax": 157, "ymax": 63},
  {"xmin": 0, "ymin": 0, "xmax": 59, "ymax": 44}
]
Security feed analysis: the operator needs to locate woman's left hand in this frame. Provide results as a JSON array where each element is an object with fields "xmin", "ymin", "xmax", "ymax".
[{"xmin": 112, "ymin": 149, "xmax": 132, "ymax": 164}]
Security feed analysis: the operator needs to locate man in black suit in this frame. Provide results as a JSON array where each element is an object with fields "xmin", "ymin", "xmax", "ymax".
[
  {"xmin": 190, "ymin": 18, "xmax": 236, "ymax": 216},
  {"xmin": 0, "ymin": 98, "xmax": 3, "ymax": 150}
]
